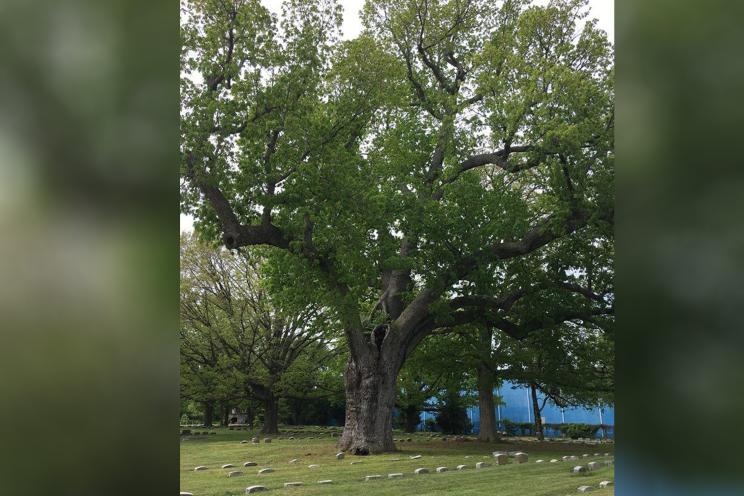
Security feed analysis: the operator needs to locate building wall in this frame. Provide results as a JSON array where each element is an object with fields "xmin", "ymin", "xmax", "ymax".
[{"xmin": 416, "ymin": 380, "xmax": 615, "ymax": 438}]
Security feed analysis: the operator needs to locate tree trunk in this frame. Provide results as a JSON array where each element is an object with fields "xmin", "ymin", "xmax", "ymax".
[
  {"xmin": 337, "ymin": 356, "xmax": 398, "ymax": 454},
  {"xmin": 261, "ymin": 393, "xmax": 279, "ymax": 434},
  {"xmin": 530, "ymin": 383, "xmax": 544, "ymax": 441},
  {"xmin": 403, "ymin": 405, "xmax": 421, "ymax": 433},
  {"xmin": 202, "ymin": 401, "xmax": 214, "ymax": 427},
  {"xmin": 476, "ymin": 362, "xmax": 499, "ymax": 442},
  {"xmin": 220, "ymin": 402, "xmax": 229, "ymax": 427}
]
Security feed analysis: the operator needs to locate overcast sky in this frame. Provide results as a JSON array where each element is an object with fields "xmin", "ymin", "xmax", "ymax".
[{"xmin": 181, "ymin": 0, "xmax": 613, "ymax": 233}]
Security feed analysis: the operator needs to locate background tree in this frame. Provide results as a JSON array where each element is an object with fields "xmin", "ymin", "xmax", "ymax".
[
  {"xmin": 180, "ymin": 233, "xmax": 335, "ymax": 433},
  {"xmin": 181, "ymin": 0, "xmax": 613, "ymax": 453}
]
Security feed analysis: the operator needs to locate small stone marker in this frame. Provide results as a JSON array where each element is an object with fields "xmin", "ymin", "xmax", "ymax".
[
  {"xmin": 536, "ymin": 459, "xmax": 545, "ymax": 463},
  {"xmin": 258, "ymin": 468, "xmax": 274, "ymax": 474},
  {"xmin": 456, "ymin": 464, "xmax": 467, "ymax": 470},
  {"xmin": 494, "ymin": 454, "xmax": 508, "ymax": 465},
  {"xmin": 350, "ymin": 461, "xmax": 362, "ymax": 465},
  {"xmin": 252, "ymin": 437, "xmax": 260, "ymax": 443},
  {"xmin": 284, "ymin": 482, "xmax": 303, "ymax": 487},
  {"xmin": 222, "ymin": 464, "xmax": 235, "ymax": 469},
  {"xmin": 599, "ymin": 480, "xmax": 613, "ymax": 488},
  {"xmin": 289, "ymin": 459, "xmax": 298, "ymax": 464},
  {"xmin": 414, "ymin": 468, "xmax": 429, "ymax": 474},
  {"xmin": 573, "ymin": 465, "xmax": 587, "ymax": 474},
  {"xmin": 582, "ymin": 454, "xmax": 589, "ymax": 457},
  {"xmin": 410, "ymin": 455, "xmax": 422, "ymax": 460},
  {"xmin": 365, "ymin": 475, "xmax": 382, "ymax": 481},
  {"xmin": 388, "ymin": 473, "xmax": 404, "ymax": 478},
  {"xmin": 241, "ymin": 440, "xmax": 248, "ymax": 444},
  {"xmin": 436, "ymin": 467, "xmax": 448, "ymax": 473},
  {"xmin": 245, "ymin": 486, "xmax": 268, "ymax": 494},
  {"xmin": 308, "ymin": 464, "xmax": 320, "ymax": 469},
  {"xmin": 389, "ymin": 458, "xmax": 401, "ymax": 461},
  {"xmin": 587, "ymin": 461, "xmax": 601, "ymax": 470},
  {"xmin": 594, "ymin": 453, "xmax": 600, "ymax": 456},
  {"xmin": 264, "ymin": 438, "xmax": 272, "ymax": 443},
  {"xmin": 604, "ymin": 452, "xmax": 610, "ymax": 456},
  {"xmin": 550, "ymin": 459, "xmax": 559, "ymax": 463},
  {"xmin": 318, "ymin": 480, "xmax": 333, "ymax": 484},
  {"xmin": 180, "ymin": 493, "xmax": 194, "ymax": 496},
  {"xmin": 244, "ymin": 462, "xmax": 257, "ymax": 467},
  {"xmin": 194, "ymin": 466, "xmax": 208, "ymax": 471},
  {"xmin": 289, "ymin": 436, "xmax": 294, "ymax": 440},
  {"xmin": 227, "ymin": 471, "xmax": 244, "ymax": 477},
  {"xmin": 336, "ymin": 452, "xmax": 345, "ymax": 460},
  {"xmin": 577, "ymin": 486, "xmax": 595, "ymax": 493},
  {"xmin": 475, "ymin": 462, "xmax": 487, "ymax": 469},
  {"xmin": 514, "ymin": 452, "xmax": 528, "ymax": 464}
]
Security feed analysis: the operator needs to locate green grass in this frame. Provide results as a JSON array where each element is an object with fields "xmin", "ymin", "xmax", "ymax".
[{"xmin": 180, "ymin": 426, "xmax": 614, "ymax": 496}]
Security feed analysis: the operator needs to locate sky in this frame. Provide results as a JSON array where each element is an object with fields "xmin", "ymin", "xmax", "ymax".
[{"xmin": 181, "ymin": 0, "xmax": 614, "ymax": 233}]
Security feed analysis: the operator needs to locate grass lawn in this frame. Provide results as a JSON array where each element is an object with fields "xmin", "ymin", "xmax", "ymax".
[{"xmin": 180, "ymin": 426, "xmax": 614, "ymax": 496}]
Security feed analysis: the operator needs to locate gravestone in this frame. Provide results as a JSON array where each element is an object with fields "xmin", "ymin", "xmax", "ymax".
[
  {"xmin": 264, "ymin": 438, "xmax": 272, "ymax": 443},
  {"xmin": 410, "ymin": 455, "xmax": 422, "ymax": 460},
  {"xmin": 436, "ymin": 467, "xmax": 448, "ymax": 473},
  {"xmin": 456, "ymin": 465, "xmax": 467, "ymax": 470},
  {"xmin": 599, "ymin": 481, "xmax": 613, "ymax": 488},
  {"xmin": 587, "ymin": 461, "xmax": 601, "ymax": 471},
  {"xmin": 194, "ymin": 466, "xmax": 208, "ymax": 471},
  {"xmin": 550, "ymin": 459, "xmax": 559, "ymax": 463},
  {"xmin": 414, "ymin": 468, "xmax": 429, "ymax": 474},
  {"xmin": 289, "ymin": 459, "xmax": 298, "ymax": 464},
  {"xmin": 336, "ymin": 452, "xmax": 345, "ymax": 460},
  {"xmin": 494, "ymin": 454, "xmax": 508, "ymax": 465},
  {"xmin": 284, "ymin": 482, "xmax": 303, "ymax": 487},
  {"xmin": 257, "ymin": 468, "xmax": 273, "ymax": 474},
  {"xmin": 388, "ymin": 473, "xmax": 403, "ymax": 478},
  {"xmin": 572, "ymin": 466, "xmax": 587, "ymax": 474},
  {"xmin": 318, "ymin": 480, "xmax": 333, "ymax": 484},
  {"xmin": 241, "ymin": 440, "xmax": 248, "ymax": 444},
  {"xmin": 476, "ymin": 462, "xmax": 487, "ymax": 469},
  {"xmin": 536, "ymin": 460, "xmax": 545, "ymax": 463},
  {"xmin": 577, "ymin": 486, "xmax": 595, "ymax": 493},
  {"xmin": 308, "ymin": 464, "xmax": 320, "ymax": 469},
  {"xmin": 350, "ymin": 461, "xmax": 362, "ymax": 465},
  {"xmin": 365, "ymin": 475, "xmax": 382, "ymax": 481},
  {"xmin": 252, "ymin": 437, "xmax": 260, "ymax": 444},
  {"xmin": 514, "ymin": 452, "xmax": 528, "ymax": 464},
  {"xmin": 222, "ymin": 464, "xmax": 235, "ymax": 469},
  {"xmin": 243, "ymin": 462, "xmax": 257, "ymax": 467},
  {"xmin": 227, "ymin": 471, "xmax": 244, "ymax": 477},
  {"xmin": 180, "ymin": 493, "xmax": 193, "ymax": 496},
  {"xmin": 245, "ymin": 486, "xmax": 267, "ymax": 494}
]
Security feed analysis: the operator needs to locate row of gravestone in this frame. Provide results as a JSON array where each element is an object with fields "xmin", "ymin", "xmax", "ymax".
[
  {"xmin": 577, "ymin": 480, "xmax": 614, "ymax": 492},
  {"xmin": 183, "ymin": 459, "xmax": 500, "ymax": 495},
  {"xmin": 181, "ymin": 430, "xmax": 217, "ymax": 436}
]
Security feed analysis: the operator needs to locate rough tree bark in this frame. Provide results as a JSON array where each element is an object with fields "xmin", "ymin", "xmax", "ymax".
[
  {"xmin": 337, "ymin": 355, "xmax": 400, "ymax": 454},
  {"xmin": 476, "ymin": 363, "xmax": 499, "ymax": 442},
  {"xmin": 530, "ymin": 382, "xmax": 544, "ymax": 440},
  {"xmin": 261, "ymin": 392, "xmax": 279, "ymax": 434},
  {"xmin": 202, "ymin": 401, "xmax": 214, "ymax": 427}
]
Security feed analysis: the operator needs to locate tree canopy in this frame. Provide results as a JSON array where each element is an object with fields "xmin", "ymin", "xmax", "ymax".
[{"xmin": 180, "ymin": 0, "xmax": 613, "ymax": 452}]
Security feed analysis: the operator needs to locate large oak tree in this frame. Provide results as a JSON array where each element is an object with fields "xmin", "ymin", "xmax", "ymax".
[{"xmin": 181, "ymin": 0, "xmax": 613, "ymax": 453}]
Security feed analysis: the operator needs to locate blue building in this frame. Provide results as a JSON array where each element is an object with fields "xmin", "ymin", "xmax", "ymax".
[{"xmin": 416, "ymin": 380, "xmax": 614, "ymax": 438}]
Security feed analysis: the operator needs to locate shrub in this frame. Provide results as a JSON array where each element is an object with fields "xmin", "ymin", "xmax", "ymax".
[{"xmin": 558, "ymin": 423, "xmax": 600, "ymax": 439}]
